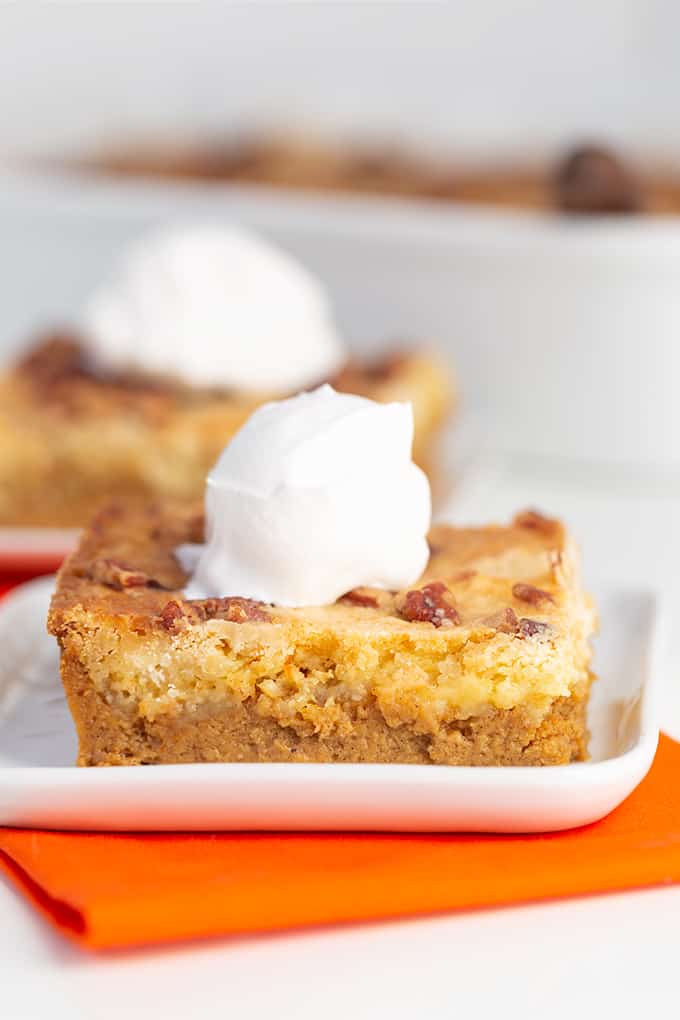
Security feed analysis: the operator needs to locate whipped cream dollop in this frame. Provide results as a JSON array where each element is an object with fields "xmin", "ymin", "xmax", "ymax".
[
  {"xmin": 178, "ymin": 385, "xmax": 431, "ymax": 607},
  {"xmin": 82, "ymin": 225, "xmax": 345, "ymax": 391}
]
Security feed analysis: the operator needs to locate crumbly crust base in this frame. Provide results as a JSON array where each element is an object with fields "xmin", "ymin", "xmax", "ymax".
[{"xmin": 62, "ymin": 656, "xmax": 591, "ymax": 767}]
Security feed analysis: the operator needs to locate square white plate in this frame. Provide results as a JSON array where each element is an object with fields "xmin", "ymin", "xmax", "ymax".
[{"xmin": 0, "ymin": 577, "xmax": 662, "ymax": 833}]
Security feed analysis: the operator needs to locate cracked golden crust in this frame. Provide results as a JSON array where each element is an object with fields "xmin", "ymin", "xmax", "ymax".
[{"xmin": 48, "ymin": 503, "xmax": 576, "ymax": 636}]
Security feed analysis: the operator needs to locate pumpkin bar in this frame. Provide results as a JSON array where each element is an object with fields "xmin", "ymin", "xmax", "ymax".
[
  {"xmin": 48, "ymin": 505, "xmax": 597, "ymax": 767},
  {"xmin": 0, "ymin": 335, "xmax": 450, "ymax": 527}
]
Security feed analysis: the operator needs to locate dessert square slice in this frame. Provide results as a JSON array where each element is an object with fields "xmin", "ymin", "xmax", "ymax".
[
  {"xmin": 0, "ymin": 336, "xmax": 450, "ymax": 526},
  {"xmin": 48, "ymin": 506, "xmax": 596, "ymax": 767}
]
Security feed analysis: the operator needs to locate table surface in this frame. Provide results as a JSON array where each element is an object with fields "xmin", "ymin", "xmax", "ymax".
[
  {"xmin": 3, "ymin": 464, "xmax": 680, "ymax": 1019},
  {"xmin": 3, "ymin": 881, "xmax": 680, "ymax": 1020}
]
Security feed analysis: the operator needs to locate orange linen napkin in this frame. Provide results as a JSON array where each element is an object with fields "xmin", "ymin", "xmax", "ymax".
[{"xmin": 1, "ymin": 734, "xmax": 679, "ymax": 950}]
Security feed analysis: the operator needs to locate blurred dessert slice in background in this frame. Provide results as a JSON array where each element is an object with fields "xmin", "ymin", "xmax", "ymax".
[
  {"xmin": 0, "ymin": 225, "xmax": 452, "ymax": 527},
  {"xmin": 75, "ymin": 135, "xmax": 680, "ymax": 214}
]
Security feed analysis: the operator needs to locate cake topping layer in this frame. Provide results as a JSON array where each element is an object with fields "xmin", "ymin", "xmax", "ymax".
[
  {"xmin": 82, "ymin": 225, "xmax": 345, "ymax": 391},
  {"xmin": 51, "ymin": 502, "xmax": 584, "ymax": 640},
  {"xmin": 177, "ymin": 384, "xmax": 431, "ymax": 607},
  {"xmin": 11, "ymin": 335, "xmax": 427, "ymax": 418},
  {"xmin": 13, "ymin": 332, "xmax": 245, "ymax": 420},
  {"xmin": 49, "ymin": 503, "xmax": 596, "ymax": 722}
]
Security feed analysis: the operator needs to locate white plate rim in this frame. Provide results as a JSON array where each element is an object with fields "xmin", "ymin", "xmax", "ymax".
[{"xmin": 0, "ymin": 577, "xmax": 664, "ymax": 832}]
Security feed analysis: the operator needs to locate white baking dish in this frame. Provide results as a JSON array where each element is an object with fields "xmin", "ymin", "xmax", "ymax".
[{"xmin": 2, "ymin": 167, "xmax": 680, "ymax": 475}]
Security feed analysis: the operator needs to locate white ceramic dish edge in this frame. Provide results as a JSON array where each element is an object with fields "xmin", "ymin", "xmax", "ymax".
[{"xmin": 0, "ymin": 578, "xmax": 663, "ymax": 833}]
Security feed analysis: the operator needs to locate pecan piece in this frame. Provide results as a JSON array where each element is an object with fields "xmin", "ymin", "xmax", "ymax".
[
  {"xmin": 16, "ymin": 334, "xmax": 87, "ymax": 383},
  {"xmin": 159, "ymin": 596, "xmax": 270, "ymax": 633},
  {"xmin": 482, "ymin": 607, "xmax": 519, "ymax": 634},
  {"xmin": 398, "ymin": 581, "xmax": 461, "ymax": 628},
  {"xmin": 90, "ymin": 558, "xmax": 158, "ymax": 590},
  {"xmin": 512, "ymin": 582, "xmax": 554, "ymax": 607},
  {"xmin": 339, "ymin": 588, "xmax": 380, "ymax": 609},
  {"xmin": 197, "ymin": 596, "xmax": 271, "ymax": 624},
  {"xmin": 483, "ymin": 608, "xmax": 551, "ymax": 639},
  {"xmin": 515, "ymin": 510, "xmax": 558, "ymax": 535},
  {"xmin": 518, "ymin": 618, "xmax": 552, "ymax": 639},
  {"xmin": 159, "ymin": 600, "xmax": 195, "ymax": 633},
  {"xmin": 554, "ymin": 145, "xmax": 641, "ymax": 215}
]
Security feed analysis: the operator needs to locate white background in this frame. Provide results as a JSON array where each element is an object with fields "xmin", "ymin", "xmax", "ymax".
[
  {"xmin": 3, "ymin": 3, "xmax": 680, "ymax": 1015},
  {"xmin": 2, "ymin": 0, "xmax": 680, "ymax": 162},
  {"xmin": 3, "ymin": 881, "xmax": 680, "ymax": 1020}
]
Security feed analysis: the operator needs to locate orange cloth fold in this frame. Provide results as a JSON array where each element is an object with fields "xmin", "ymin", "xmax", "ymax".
[{"xmin": 2, "ymin": 734, "xmax": 680, "ymax": 951}]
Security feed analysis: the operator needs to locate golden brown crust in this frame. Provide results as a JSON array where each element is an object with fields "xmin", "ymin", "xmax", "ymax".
[
  {"xmin": 48, "ymin": 503, "xmax": 571, "ymax": 634},
  {"xmin": 0, "ymin": 337, "xmax": 452, "ymax": 526}
]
